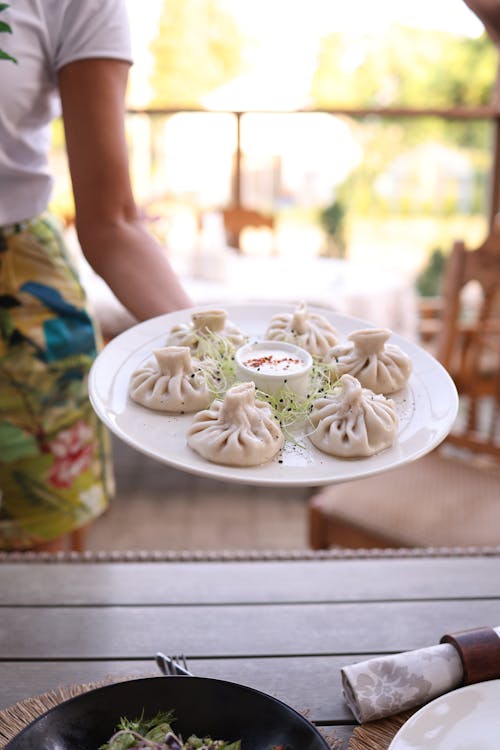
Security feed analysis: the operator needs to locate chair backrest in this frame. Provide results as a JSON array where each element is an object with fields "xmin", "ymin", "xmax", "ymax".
[
  {"xmin": 221, "ymin": 206, "xmax": 275, "ymax": 251},
  {"xmin": 436, "ymin": 228, "xmax": 500, "ymax": 459}
]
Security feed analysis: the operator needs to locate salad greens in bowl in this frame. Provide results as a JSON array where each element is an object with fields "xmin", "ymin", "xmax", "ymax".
[{"xmin": 5, "ymin": 677, "xmax": 329, "ymax": 750}]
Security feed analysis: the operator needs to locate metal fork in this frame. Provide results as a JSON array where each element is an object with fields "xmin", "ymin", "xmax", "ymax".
[{"xmin": 155, "ymin": 651, "xmax": 192, "ymax": 677}]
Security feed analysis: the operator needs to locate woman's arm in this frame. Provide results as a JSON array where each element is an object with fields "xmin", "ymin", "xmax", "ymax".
[{"xmin": 57, "ymin": 58, "xmax": 192, "ymax": 320}]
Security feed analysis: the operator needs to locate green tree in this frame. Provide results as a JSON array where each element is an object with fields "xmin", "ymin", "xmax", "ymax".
[
  {"xmin": 416, "ymin": 248, "xmax": 446, "ymax": 297},
  {"xmin": 319, "ymin": 199, "xmax": 347, "ymax": 258},
  {"xmin": 311, "ymin": 25, "xmax": 497, "ymax": 110},
  {"xmin": 310, "ymin": 26, "xmax": 496, "ymax": 219},
  {"xmin": 149, "ymin": 0, "xmax": 245, "ymax": 106}
]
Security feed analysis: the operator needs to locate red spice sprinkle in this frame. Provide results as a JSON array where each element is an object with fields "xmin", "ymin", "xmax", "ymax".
[{"xmin": 243, "ymin": 355, "xmax": 302, "ymax": 371}]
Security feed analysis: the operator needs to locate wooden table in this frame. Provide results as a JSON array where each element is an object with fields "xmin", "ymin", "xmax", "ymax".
[{"xmin": 1, "ymin": 548, "xmax": 500, "ymax": 748}]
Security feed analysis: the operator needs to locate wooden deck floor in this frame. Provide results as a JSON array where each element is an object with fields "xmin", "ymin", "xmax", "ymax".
[
  {"xmin": 87, "ymin": 437, "xmax": 311, "ymax": 552},
  {"xmin": 87, "ymin": 436, "xmax": 500, "ymax": 554}
]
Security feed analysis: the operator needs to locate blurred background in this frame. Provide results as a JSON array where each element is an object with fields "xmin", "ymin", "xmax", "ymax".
[{"xmin": 50, "ymin": 0, "xmax": 494, "ymax": 294}]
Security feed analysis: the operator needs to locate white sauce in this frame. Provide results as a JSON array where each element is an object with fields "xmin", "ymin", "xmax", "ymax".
[{"xmin": 242, "ymin": 348, "xmax": 307, "ymax": 375}]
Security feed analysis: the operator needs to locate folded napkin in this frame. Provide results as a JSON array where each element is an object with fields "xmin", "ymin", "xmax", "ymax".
[{"xmin": 341, "ymin": 625, "xmax": 500, "ymax": 723}]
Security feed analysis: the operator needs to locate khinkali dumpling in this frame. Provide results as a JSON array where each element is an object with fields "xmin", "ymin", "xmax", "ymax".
[
  {"xmin": 327, "ymin": 328, "xmax": 412, "ymax": 394},
  {"xmin": 265, "ymin": 302, "xmax": 339, "ymax": 358},
  {"xmin": 129, "ymin": 346, "xmax": 212, "ymax": 413},
  {"xmin": 309, "ymin": 374, "xmax": 398, "ymax": 457},
  {"xmin": 166, "ymin": 308, "xmax": 246, "ymax": 357},
  {"xmin": 187, "ymin": 381, "xmax": 284, "ymax": 466}
]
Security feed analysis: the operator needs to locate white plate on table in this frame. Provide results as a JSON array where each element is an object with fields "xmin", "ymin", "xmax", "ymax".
[
  {"xmin": 388, "ymin": 679, "xmax": 500, "ymax": 750},
  {"xmin": 89, "ymin": 302, "xmax": 458, "ymax": 487}
]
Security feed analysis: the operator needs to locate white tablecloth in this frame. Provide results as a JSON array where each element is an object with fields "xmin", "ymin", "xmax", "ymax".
[{"xmin": 75, "ymin": 244, "xmax": 418, "ymax": 341}]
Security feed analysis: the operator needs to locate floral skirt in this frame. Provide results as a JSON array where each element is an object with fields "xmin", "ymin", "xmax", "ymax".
[{"xmin": 0, "ymin": 214, "xmax": 114, "ymax": 549}]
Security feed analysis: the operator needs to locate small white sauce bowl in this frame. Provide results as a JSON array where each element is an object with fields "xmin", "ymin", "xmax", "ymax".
[{"xmin": 235, "ymin": 340, "xmax": 313, "ymax": 397}]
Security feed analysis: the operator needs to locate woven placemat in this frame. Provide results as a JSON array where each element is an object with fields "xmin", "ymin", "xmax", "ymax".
[
  {"xmin": 0, "ymin": 678, "xmax": 109, "ymax": 748},
  {"xmin": 0, "ymin": 676, "xmax": 347, "ymax": 750},
  {"xmin": 0, "ymin": 674, "xmax": 155, "ymax": 749},
  {"xmin": 347, "ymin": 709, "xmax": 416, "ymax": 750}
]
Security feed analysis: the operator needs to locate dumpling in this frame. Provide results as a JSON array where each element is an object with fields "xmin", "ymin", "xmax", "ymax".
[
  {"xmin": 309, "ymin": 374, "xmax": 398, "ymax": 457},
  {"xmin": 166, "ymin": 308, "xmax": 246, "ymax": 357},
  {"xmin": 265, "ymin": 302, "xmax": 339, "ymax": 358},
  {"xmin": 129, "ymin": 346, "xmax": 212, "ymax": 413},
  {"xmin": 327, "ymin": 328, "xmax": 412, "ymax": 394},
  {"xmin": 187, "ymin": 381, "xmax": 284, "ymax": 466}
]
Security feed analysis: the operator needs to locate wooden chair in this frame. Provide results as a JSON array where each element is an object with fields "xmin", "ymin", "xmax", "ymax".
[
  {"xmin": 308, "ymin": 232, "xmax": 500, "ymax": 550},
  {"xmin": 221, "ymin": 205, "xmax": 275, "ymax": 252},
  {"xmin": 417, "ymin": 296, "xmax": 443, "ymax": 350}
]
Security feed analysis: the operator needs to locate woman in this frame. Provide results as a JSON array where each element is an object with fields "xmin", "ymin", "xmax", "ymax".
[{"xmin": 0, "ymin": 0, "xmax": 192, "ymax": 550}]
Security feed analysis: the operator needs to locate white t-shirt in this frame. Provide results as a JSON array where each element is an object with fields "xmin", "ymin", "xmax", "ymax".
[{"xmin": 0, "ymin": 0, "xmax": 133, "ymax": 225}]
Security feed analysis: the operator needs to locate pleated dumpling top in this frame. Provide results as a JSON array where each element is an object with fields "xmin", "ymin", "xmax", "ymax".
[
  {"xmin": 327, "ymin": 328, "xmax": 412, "ymax": 394},
  {"xmin": 265, "ymin": 302, "xmax": 339, "ymax": 358},
  {"xmin": 129, "ymin": 346, "xmax": 212, "ymax": 413},
  {"xmin": 187, "ymin": 381, "xmax": 284, "ymax": 466},
  {"xmin": 309, "ymin": 374, "xmax": 398, "ymax": 457},
  {"xmin": 166, "ymin": 308, "xmax": 246, "ymax": 358}
]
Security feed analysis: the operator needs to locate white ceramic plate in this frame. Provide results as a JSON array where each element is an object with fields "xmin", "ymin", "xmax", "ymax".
[
  {"xmin": 89, "ymin": 303, "xmax": 458, "ymax": 487},
  {"xmin": 388, "ymin": 680, "xmax": 500, "ymax": 750}
]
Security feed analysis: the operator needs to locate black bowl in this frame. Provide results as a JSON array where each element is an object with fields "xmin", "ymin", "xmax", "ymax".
[{"xmin": 6, "ymin": 676, "xmax": 330, "ymax": 749}]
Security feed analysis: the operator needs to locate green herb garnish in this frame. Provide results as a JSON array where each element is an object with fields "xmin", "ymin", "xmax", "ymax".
[
  {"xmin": 100, "ymin": 709, "xmax": 241, "ymax": 750},
  {"xmin": 194, "ymin": 330, "xmax": 242, "ymax": 397},
  {"xmin": 256, "ymin": 358, "xmax": 339, "ymax": 444}
]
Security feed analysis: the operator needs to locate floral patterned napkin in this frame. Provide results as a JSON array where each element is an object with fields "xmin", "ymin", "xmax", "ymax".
[{"xmin": 341, "ymin": 625, "xmax": 500, "ymax": 723}]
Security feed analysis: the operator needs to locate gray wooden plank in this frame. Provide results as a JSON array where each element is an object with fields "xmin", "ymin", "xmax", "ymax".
[
  {"xmin": 1, "ymin": 600, "xmax": 498, "ymax": 659},
  {"xmin": 0, "ymin": 655, "xmax": 369, "ymax": 724},
  {"xmin": 1, "ymin": 557, "xmax": 500, "ymax": 605}
]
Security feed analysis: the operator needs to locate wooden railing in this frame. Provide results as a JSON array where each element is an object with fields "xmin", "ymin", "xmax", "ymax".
[{"xmin": 126, "ymin": 104, "xmax": 500, "ymax": 227}]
